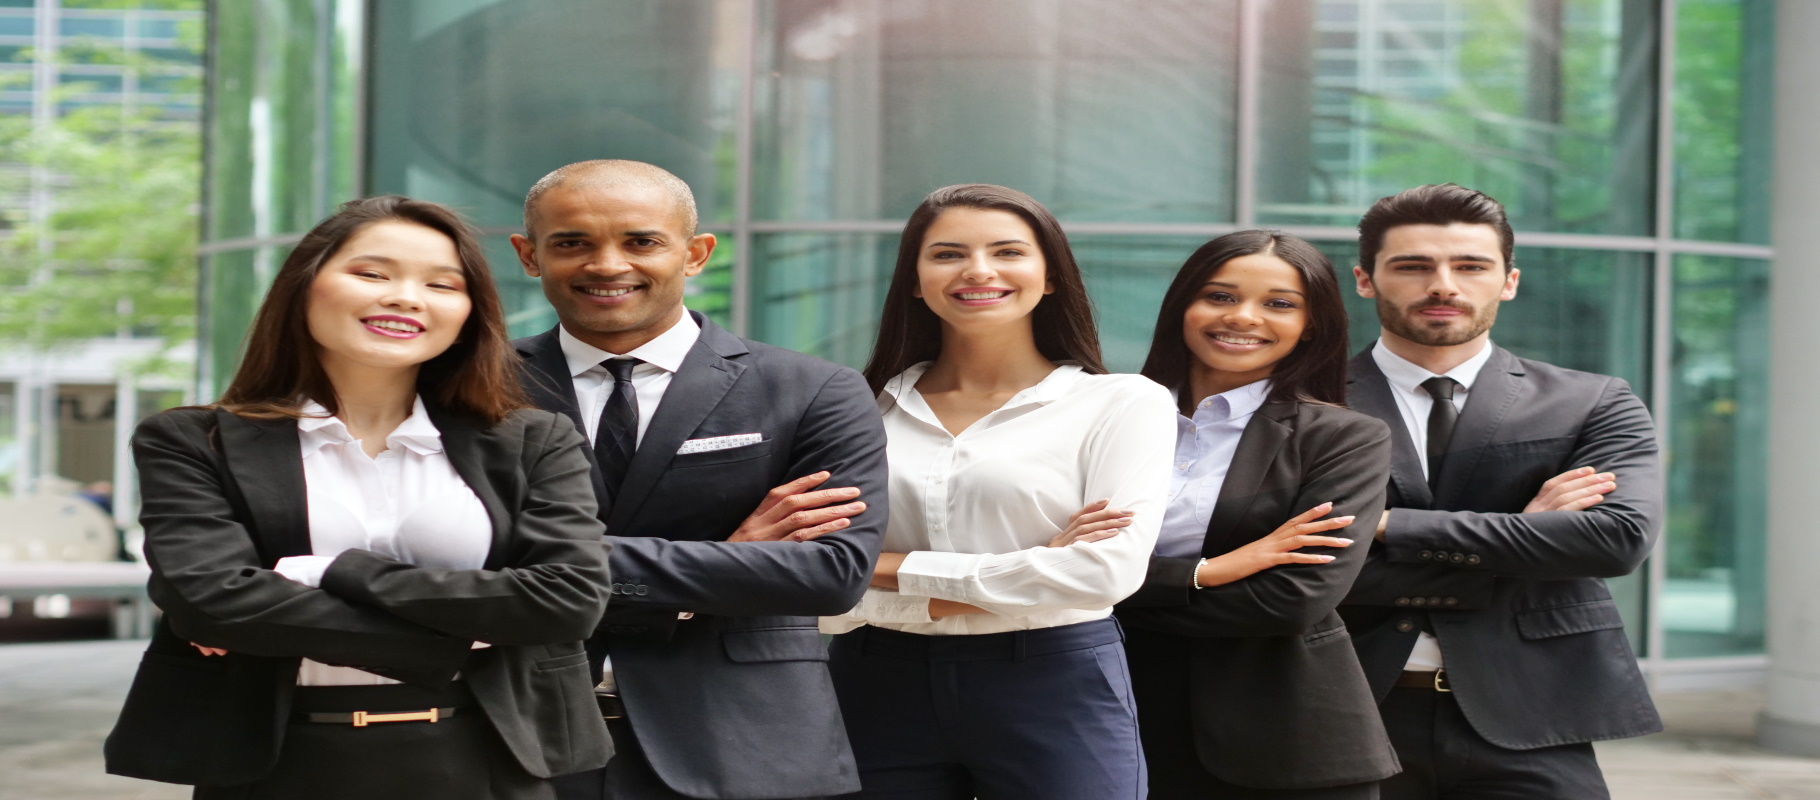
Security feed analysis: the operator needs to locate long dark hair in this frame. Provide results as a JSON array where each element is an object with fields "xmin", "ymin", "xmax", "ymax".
[
  {"xmin": 1140, "ymin": 230, "xmax": 1349, "ymax": 407},
  {"xmin": 861, "ymin": 184, "xmax": 1105, "ymax": 394},
  {"xmin": 217, "ymin": 195, "xmax": 529, "ymax": 423}
]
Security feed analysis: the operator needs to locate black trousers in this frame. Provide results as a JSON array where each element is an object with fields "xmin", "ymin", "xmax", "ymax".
[
  {"xmin": 1138, "ymin": 690, "xmax": 1378, "ymax": 800},
  {"xmin": 1378, "ymin": 686, "xmax": 1609, "ymax": 800},
  {"xmin": 193, "ymin": 682, "xmax": 550, "ymax": 800},
  {"xmin": 550, "ymin": 716, "xmax": 827, "ymax": 800}
]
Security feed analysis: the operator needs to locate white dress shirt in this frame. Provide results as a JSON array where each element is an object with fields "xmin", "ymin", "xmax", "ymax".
[
  {"xmin": 558, "ymin": 310, "xmax": 701, "ymax": 691},
  {"xmin": 1153, "ymin": 380, "xmax": 1272, "ymax": 559},
  {"xmin": 1371, "ymin": 338, "xmax": 1495, "ymax": 671},
  {"xmin": 276, "ymin": 396, "xmax": 493, "ymax": 686},
  {"xmin": 561, "ymin": 311, "xmax": 701, "ymax": 448},
  {"xmin": 822, "ymin": 363, "xmax": 1176, "ymax": 636}
]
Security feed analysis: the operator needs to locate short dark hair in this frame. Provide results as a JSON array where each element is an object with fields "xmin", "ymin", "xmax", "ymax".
[
  {"xmin": 1357, "ymin": 183, "xmax": 1514, "ymax": 275},
  {"xmin": 861, "ymin": 184, "xmax": 1105, "ymax": 394},
  {"xmin": 1140, "ymin": 230, "xmax": 1350, "ymax": 407},
  {"xmin": 218, "ymin": 195, "xmax": 529, "ymax": 423}
]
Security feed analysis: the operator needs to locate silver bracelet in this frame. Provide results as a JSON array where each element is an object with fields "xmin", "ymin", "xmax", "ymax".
[{"xmin": 1191, "ymin": 558, "xmax": 1208, "ymax": 590}]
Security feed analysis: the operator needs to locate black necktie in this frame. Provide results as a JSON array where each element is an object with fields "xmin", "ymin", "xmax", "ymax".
[
  {"xmin": 594, "ymin": 358, "xmax": 642, "ymax": 499},
  {"xmin": 1420, "ymin": 377, "xmax": 1460, "ymax": 490}
]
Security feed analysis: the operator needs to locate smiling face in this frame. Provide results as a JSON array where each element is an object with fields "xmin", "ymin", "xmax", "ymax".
[
  {"xmin": 1182, "ymin": 251, "xmax": 1309, "ymax": 396},
  {"xmin": 305, "ymin": 221, "xmax": 471, "ymax": 378},
  {"xmin": 1355, "ymin": 222, "xmax": 1519, "ymax": 349},
  {"xmin": 914, "ymin": 207, "xmax": 1053, "ymax": 335},
  {"xmin": 510, "ymin": 181, "xmax": 715, "ymax": 354}
]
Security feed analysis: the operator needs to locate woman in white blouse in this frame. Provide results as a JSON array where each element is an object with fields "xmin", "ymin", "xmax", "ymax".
[
  {"xmin": 824, "ymin": 184, "xmax": 1175, "ymax": 799},
  {"xmin": 105, "ymin": 197, "xmax": 610, "ymax": 799},
  {"xmin": 1114, "ymin": 231, "xmax": 1398, "ymax": 798}
]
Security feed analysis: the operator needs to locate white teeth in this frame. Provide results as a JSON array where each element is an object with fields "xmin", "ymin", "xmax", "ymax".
[
  {"xmin": 583, "ymin": 286, "xmax": 635, "ymax": 297},
  {"xmin": 367, "ymin": 319, "xmax": 423, "ymax": 333},
  {"xmin": 1213, "ymin": 333, "xmax": 1266, "ymax": 345},
  {"xmin": 956, "ymin": 291, "xmax": 1009, "ymax": 300}
]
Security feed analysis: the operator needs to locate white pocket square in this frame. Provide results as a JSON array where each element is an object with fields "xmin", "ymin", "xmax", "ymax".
[{"xmin": 677, "ymin": 433, "xmax": 764, "ymax": 455}]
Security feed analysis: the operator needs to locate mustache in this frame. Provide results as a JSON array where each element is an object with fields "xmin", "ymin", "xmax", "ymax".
[{"xmin": 1408, "ymin": 298, "xmax": 1475, "ymax": 312}]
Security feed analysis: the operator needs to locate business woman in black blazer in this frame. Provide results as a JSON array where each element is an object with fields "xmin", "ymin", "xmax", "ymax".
[
  {"xmin": 104, "ymin": 197, "xmax": 610, "ymax": 799},
  {"xmin": 1116, "ymin": 231, "xmax": 1400, "ymax": 798}
]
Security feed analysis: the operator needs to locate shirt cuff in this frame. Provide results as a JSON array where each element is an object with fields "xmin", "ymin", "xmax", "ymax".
[
  {"xmin": 897, "ymin": 550, "xmax": 985, "ymax": 602},
  {"xmin": 272, "ymin": 555, "xmax": 336, "ymax": 588}
]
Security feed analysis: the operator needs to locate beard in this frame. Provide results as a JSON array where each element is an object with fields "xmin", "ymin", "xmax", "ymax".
[{"xmin": 1378, "ymin": 296, "xmax": 1499, "ymax": 347}]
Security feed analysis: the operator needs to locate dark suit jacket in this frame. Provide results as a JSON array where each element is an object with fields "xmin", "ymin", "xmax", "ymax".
[
  {"xmin": 104, "ymin": 404, "xmax": 612, "ymax": 786},
  {"xmin": 513, "ymin": 313, "xmax": 888, "ymax": 800},
  {"xmin": 1116, "ymin": 401, "xmax": 1399, "ymax": 789},
  {"xmin": 1339, "ymin": 346, "xmax": 1664, "ymax": 749}
]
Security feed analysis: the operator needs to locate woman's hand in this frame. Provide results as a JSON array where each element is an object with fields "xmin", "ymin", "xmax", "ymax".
[
  {"xmin": 1194, "ymin": 502, "xmax": 1355, "ymax": 588},
  {"xmin": 190, "ymin": 642, "xmax": 227, "ymax": 657},
  {"xmin": 1048, "ymin": 499, "xmax": 1134, "ymax": 548}
]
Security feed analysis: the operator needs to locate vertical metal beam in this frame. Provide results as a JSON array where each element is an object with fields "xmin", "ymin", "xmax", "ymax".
[
  {"xmin": 729, "ymin": 0, "xmax": 757, "ymax": 338},
  {"xmin": 1233, "ymin": 0, "xmax": 1262, "ymax": 227},
  {"xmin": 111, "ymin": 375, "xmax": 137, "ymax": 532},
  {"xmin": 1645, "ymin": 0, "xmax": 1678, "ymax": 675}
]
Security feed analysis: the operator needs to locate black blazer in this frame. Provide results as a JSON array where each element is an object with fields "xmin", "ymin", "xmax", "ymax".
[
  {"xmin": 1339, "ymin": 346, "xmax": 1664, "ymax": 749},
  {"xmin": 104, "ymin": 405, "xmax": 611, "ymax": 786},
  {"xmin": 1116, "ymin": 400, "xmax": 1400, "ymax": 790},
  {"xmin": 513, "ymin": 313, "xmax": 889, "ymax": 800}
]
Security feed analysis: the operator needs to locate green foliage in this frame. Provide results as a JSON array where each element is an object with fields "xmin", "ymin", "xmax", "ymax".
[{"xmin": 0, "ymin": 104, "xmax": 200, "ymax": 349}]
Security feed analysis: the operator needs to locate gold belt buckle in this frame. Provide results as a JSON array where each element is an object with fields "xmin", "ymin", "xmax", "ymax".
[
  {"xmin": 350, "ymin": 708, "xmax": 440, "ymax": 727},
  {"xmin": 1434, "ymin": 669, "xmax": 1452, "ymax": 693}
]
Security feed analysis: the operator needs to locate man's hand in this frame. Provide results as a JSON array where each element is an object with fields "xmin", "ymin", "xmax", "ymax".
[
  {"xmin": 728, "ymin": 471, "xmax": 867, "ymax": 543},
  {"xmin": 1523, "ymin": 467, "xmax": 1615, "ymax": 514}
]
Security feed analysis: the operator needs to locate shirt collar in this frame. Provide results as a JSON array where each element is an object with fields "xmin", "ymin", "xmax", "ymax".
[
  {"xmin": 558, "ymin": 310, "xmax": 701, "ymax": 378},
  {"xmin": 297, "ymin": 395, "xmax": 443, "ymax": 457},
  {"xmin": 1183, "ymin": 378, "xmax": 1271, "ymax": 423},
  {"xmin": 1371, "ymin": 338, "xmax": 1496, "ymax": 395},
  {"xmin": 879, "ymin": 362, "xmax": 1087, "ymax": 410}
]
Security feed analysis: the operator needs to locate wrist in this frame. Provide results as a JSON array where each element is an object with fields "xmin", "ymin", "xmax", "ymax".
[{"xmin": 1191, "ymin": 558, "xmax": 1208, "ymax": 590}]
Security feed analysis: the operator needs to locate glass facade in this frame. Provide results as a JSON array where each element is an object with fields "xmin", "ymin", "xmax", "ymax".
[{"xmin": 200, "ymin": 0, "xmax": 1776, "ymax": 668}]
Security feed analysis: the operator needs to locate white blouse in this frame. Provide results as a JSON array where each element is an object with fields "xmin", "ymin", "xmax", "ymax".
[
  {"xmin": 274, "ymin": 396, "xmax": 493, "ymax": 686},
  {"xmin": 822, "ymin": 363, "xmax": 1176, "ymax": 636}
]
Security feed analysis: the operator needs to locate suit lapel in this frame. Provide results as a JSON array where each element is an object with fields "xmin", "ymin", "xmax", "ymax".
[
  {"xmin": 1201, "ymin": 402, "xmax": 1294, "ymax": 557},
  {"xmin": 608, "ymin": 315, "xmax": 751, "ymax": 530},
  {"xmin": 1432, "ymin": 347, "xmax": 1525, "ymax": 507},
  {"xmin": 1347, "ymin": 349, "xmax": 1432, "ymax": 508},
  {"xmin": 427, "ymin": 405, "xmax": 512, "ymax": 570},
  {"xmin": 215, "ymin": 409, "xmax": 312, "ymax": 564},
  {"xmin": 515, "ymin": 326, "xmax": 611, "ymax": 513}
]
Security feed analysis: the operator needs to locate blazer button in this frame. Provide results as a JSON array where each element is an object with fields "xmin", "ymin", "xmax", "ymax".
[
  {"xmin": 1450, "ymin": 553, "xmax": 1465, "ymax": 563},
  {"xmin": 635, "ymin": 585, "xmax": 649, "ymax": 596},
  {"xmin": 1443, "ymin": 597, "xmax": 1459, "ymax": 607},
  {"xmin": 1466, "ymin": 555, "xmax": 1482, "ymax": 565},
  {"xmin": 1418, "ymin": 550, "xmax": 1433, "ymax": 560},
  {"xmin": 610, "ymin": 583, "xmax": 623, "ymax": 595},
  {"xmin": 1427, "ymin": 597, "xmax": 1443, "ymax": 607},
  {"xmin": 1395, "ymin": 597, "xmax": 1411, "ymax": 607},
  {"xmin": 1396, "ymin": 620, "xmax": 1416, "ymax": 632},
  {"xmin": 1410, "ymin": 597, "xmax": 1426, "ymax": 607}
]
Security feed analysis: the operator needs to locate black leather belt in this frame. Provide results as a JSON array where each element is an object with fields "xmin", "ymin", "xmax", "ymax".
[
  {"xmin": 1395, "ymin": 669, "xmax": 1452, "ymax": 692},
  {"xmin": 295, "ymin": 707, "xmax": 463, "ymax": 726},
  {"xmin": 596, "ymin": 692, "xmax": 625, "ymax": 720}
]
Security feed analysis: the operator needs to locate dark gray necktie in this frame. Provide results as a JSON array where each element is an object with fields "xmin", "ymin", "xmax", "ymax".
[
  {"xmin": 1420, "ymin": 376, "xmax": 1460, "ymax": 489},
  {"xmin": 594, "ymin": 358, "xmax": 642, "ymax": 498}
]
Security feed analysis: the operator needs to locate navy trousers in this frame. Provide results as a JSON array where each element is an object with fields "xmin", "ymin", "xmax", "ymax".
[{"xmin": 828, "ymin": 618, "xmax": 1147, "ymax": 800}]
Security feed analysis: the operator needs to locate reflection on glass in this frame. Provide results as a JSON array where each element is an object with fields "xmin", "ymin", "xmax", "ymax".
[
  {"xmin": 367, "ymin": 0, "xmax": 740, "ymax": 229},
  {"xmin": 1321, "ymin": 240, "xmax": 1652, "ymax": 651},
  {"xmin": 0, "ymin": 381, "xmax": 14, "ymax": 495},
  {"xmin": 1070, "ymin": 235, "xmax": 1209, "ymax": 372},
  {"xmin": 1673, "ymin": 0, "xmax": 1772, "ymax": 244},
  {"xmin": 1258, "ymin": 0, "xmax": 1657, "ymax": 235},
  {"xmin": 1665, "ymin": 255, "xmax": 1767, "ymax": 657},
  {"xmin": 755, "ymin": 0, "xmax": 1239, "ymax": 223},
  {"xmin": 202, "ymin": 247, "xmax": 285, "ymax": 399},
  {"xmin": 491, "ymin": 236, "xmax": 735, "ymax": 342},
  {"xmin": 751, "ymin": 233, "xmax": 895, "ymax": 369}
]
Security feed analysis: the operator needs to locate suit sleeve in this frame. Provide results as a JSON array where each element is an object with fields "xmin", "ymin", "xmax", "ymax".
[
  {"xmin": 1370, "ymin": 378, "xmax": 1663, "ymax": 583},
  {"xmin": 134, "ymin": 413, "xmax": 471, "ymax": 685},
  {"xmin": 1117, "ymin": 413, "xmax": 1393, "ymax": 637},
  {"xmin": 595, "ymin": 367, "xmax": 888, "ymax": 617},
  {"xmin": 317, "ymin": 415, "xmax": 610, "ymax": 645}
]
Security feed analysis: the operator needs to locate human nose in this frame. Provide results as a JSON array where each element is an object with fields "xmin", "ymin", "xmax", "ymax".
[
  {"xmin": 1224, "ymin": 302, "xmax": 1263, "ymax": 327},
  {"xmin": 382, "ymin": 281, "xmax": 426, "ymax": 312},
  {"xmin": 960, "ymin": 252, "xmax": 996, "ymax": 282},
  {"xmin": 586, "ymin": 246, "xmax": 634, "ymax": 276},
  {"xmin": 1427, "ymin": 267, "xmax": 1461, "ymax": 298}
]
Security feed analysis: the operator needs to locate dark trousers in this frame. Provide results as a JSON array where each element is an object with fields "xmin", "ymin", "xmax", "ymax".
[
  {"xmin": 1138, "ymin": 689, "xmax": 1377, "ymax": 800},
  {"xmin": 550, "ymin": 716, "xmax": 827, "ymax": 800},
  {"xmin": 828, "ymin": 618, "xmax": 1146, "ymax": 800},
  {"xmin": 1378, "ymin": 686, "xmax": 1608, "ymax": 800},
  {"xmin": 194, "ymin": 682, "xmax": 549, "ymax": 800}
]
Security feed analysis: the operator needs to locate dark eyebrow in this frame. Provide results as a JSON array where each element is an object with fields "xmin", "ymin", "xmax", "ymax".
[
  {"xmin": 1384, "ymin": 253, "xmax": 1497, "ymax": 264},
  {"xmin": 926, "ymin": 239, "xmax": 1031, "ymax": 250},
  {"xmin": 430, "ymin": 265, "xmax": 465, "ymax": 275},
  {"xmin": 1204, "ymin": 280, "xmax": 1304, "ymax": 297},
  {"xmin": 344, "ymin": 254, "xmax": 399, "ymax": 265},
  {"xmin": 622, "ymin": 230, "xmax": 664, "ymax": 240},
  {"xmin": 546, "ymin": 231, "xmax": 589, "ymax": 241}
]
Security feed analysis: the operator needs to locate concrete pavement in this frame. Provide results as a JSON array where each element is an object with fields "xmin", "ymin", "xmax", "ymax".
[{"xmin": 1, "ymin": 639, "xmax": 1816, "ymax": 799}]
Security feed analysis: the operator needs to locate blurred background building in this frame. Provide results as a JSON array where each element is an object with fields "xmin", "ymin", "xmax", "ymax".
[{"xmin": 77, "ymin": 0, "xmax": 1810, "ymax": 754}]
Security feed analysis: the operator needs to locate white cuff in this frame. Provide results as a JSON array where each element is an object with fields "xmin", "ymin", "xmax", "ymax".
[
  {"xmin": 272, "ymin": 555, "xmax": 336, "ymax": 588},
  {"xmin": 896, "ymin": 550, "xmax": 984, "ymax": 602}
]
